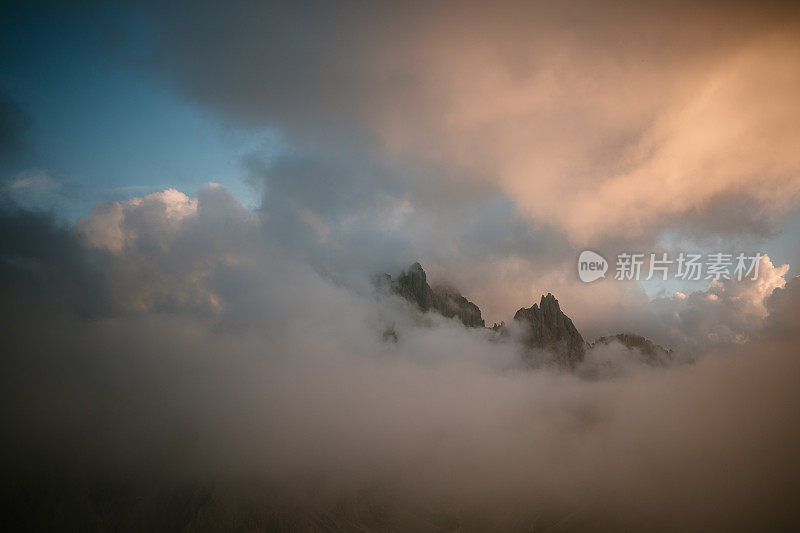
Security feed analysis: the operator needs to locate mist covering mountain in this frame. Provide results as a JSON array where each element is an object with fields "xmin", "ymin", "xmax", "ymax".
[
  {"xmin": 383, "ymin": 262, "xmax": 669, "ymax": 371},
  {"xmin": 379, "ymin": 262, "xmax": 485, "ymax": 328},
  {"xmin": 0, "ymin": 190, "xmax": 799, "ymax": 532},
  {"xmin": 591, "ymin": 333, "xmax": 674, "ymax": 366}
]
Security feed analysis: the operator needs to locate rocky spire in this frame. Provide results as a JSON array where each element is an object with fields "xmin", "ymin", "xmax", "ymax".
[
  {"xmin": 394, "ymin": 262, "xmax": 433, "ymax": 310},
  {"xmin": 383, "ymin": 262, "xmax": 485, "ymax": 328},
  {"xmin": 513, "ymin": 293, "xmax": 586, "ymax": 368}
]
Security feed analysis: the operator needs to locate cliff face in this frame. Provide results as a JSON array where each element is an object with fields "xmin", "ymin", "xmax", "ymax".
[
  {"xmin": 513, "ymin": 293, "xmax": 586, "ymax": 368},
  {"xmin": 386, "ymin": 262, "xmax": 485, "ymax": 328}
]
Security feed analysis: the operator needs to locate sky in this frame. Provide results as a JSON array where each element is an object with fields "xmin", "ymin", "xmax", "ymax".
[
  {"xmin": 2, "ymin": 0, "xmax": 800, "ymax": 322},
  {"xmin": 2, "ymin": 1, "xmax": 800, "ymax": 530},
  {"xmin": 1, "ymin": 2, "xmax": 273, "ymax": 217}
]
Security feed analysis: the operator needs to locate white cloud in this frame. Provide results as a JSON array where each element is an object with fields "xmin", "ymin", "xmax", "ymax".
[
  {"xmin": 6, "ymin": 169, "xmax": 58, "ymax": 192},
  {"xmin": 77, "ymin": 188, "xmax": 199, "ymax": 252}
]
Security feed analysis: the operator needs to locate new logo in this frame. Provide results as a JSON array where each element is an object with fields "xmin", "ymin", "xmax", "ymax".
[{"xmin": 578, "ymin": 250, "xmax": 608, "ymax": 283}]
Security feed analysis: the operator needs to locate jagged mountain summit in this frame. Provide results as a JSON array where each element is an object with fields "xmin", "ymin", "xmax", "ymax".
[
  {"xmin": 381, "ymin": 262, "xmax": 671, "ymax": 370},
  {"xmin": 513, "ymin": 293, "xmax": 586, "ymax": 368},
  {"xmin": 380, "ymin": 262, "xmax": 485, "ymax": 327}
]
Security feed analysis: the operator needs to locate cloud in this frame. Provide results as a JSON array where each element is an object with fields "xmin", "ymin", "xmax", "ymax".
[
  {"xmin": 2, "ymin": 184, "xmax": 800, "ymax": 529},
  {"xmin": 563, "ymin": 254, "xmax": 791, "ymax": 353},
  {"xmin": 650, "ymin": 255, "xmax": 789, "ymax": 348},
  {"xmin": 559, "ymin": 36, "xmax": 800, "ymax": 241},
  {"xmin": 88, "ymin": 0, "xmax": 796, "ymax": 331},
  {"xmin": 763, "ymin": 273, "xmax": 800, "ymax": 341},
  {"xmin": 1, "ymin": 169, "xmax": 63, "ymax": 211},
  {"xmin": 5, "ymin": 169, "xmax": 57, "ymax": 192},
  {"xmin": 74, "ymin": 185, "xmax": 260, "ymax": 316},
  {"xmin": 0, "ymin": 196, "xmax": 111, "ymax": 316},
  {"xmin": 78, "ymin": 188, "xmax": 199, "ymax": 252},
  {"xmin": 4, "ymin": 2, "xmax": 800, "ymax": 524},
  {"xmin": 25, "ymin": 182, "xmax": 793, "ymax": 348},
  {"xmin": 137, "ymin": 0, "xmax": 800, "ymax": 246},
  {"xmin": 242, "ymin": 146, "xmax": 575, "ymax": 316}
]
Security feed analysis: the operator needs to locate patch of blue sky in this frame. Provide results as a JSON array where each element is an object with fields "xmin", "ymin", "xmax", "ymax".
[{"xmin": 1, "ymin": 2, "xmax": 280, "ymax": 219}]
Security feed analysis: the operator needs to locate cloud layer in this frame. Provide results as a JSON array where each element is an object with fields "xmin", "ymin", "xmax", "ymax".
[
  {"xmin": 142, "ymin": 0, "xmax": 800, "ymax": 244},
  {"xmin": 2, "ymin": 186, "xmax": 800, "ymax": 529}
]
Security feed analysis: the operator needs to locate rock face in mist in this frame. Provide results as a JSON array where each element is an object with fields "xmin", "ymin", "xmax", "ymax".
[
  {"xmin": 383, "ymin": 262, "xmax": 485, "ymax": 327},
  {"xmin": 591, "ymin": 333, "xmax": 673, "ymax": 366},
  {"xmin": 513, "ymin": 293, "xmax": 586, "ymax": 368},
  {"xmin": 382, "ymin": 263, "xmax": 674, "ymax": 371}
]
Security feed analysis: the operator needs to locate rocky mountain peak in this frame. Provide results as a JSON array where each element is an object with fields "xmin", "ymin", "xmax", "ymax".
[
  {"xmin": 540, "ymin": 292, "xmax": 557, "ymax": 308},
  {"xmin": 513, "ymin": 294, "xmax": 586, "ymax": 368},
  {"xmin": 394, "ymin": 262, "xmax": 431, "ymax": 310},
  {"xmin": 408, "ymin": 262, "xmax": 425, "ymax": 276},
  {"xmin": 384, "ymin": 263, "xmax": 485, "ymax": 328},
  {"xmin": 380, "ymin": 263, "xmax": 672, "ymax": 371}
]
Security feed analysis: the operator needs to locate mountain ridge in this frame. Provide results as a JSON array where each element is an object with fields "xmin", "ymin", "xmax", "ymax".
[{"xmin": 381, "ymin": 262, "xmax": 672, "ymax": 369}]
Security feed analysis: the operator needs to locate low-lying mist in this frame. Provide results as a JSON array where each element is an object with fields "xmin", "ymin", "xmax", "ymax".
[{"xmin": 3, "ymin": 232, "xmax": 800, "ymax": 531}]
